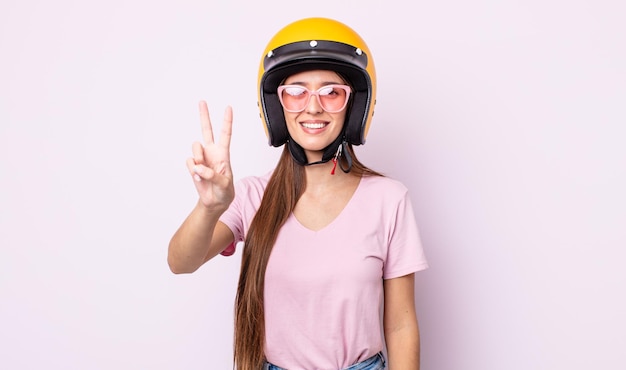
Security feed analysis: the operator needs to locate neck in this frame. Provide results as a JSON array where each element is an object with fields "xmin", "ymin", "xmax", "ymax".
[{"xmin": 303, "ymin": 158, "xmax": 354, "ymax": 190}]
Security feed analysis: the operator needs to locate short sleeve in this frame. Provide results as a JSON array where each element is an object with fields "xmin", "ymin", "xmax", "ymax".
[
  {"xmin": 383, "ymin": 190, "xmax": 429, "ymax": 279},
  {"xmin": 218, "ymin": 173, "xmax": 269, "ymax": 256},
  {"xmin": 219, "ymin": 180, "xmax": 248, "ymax": 245}
]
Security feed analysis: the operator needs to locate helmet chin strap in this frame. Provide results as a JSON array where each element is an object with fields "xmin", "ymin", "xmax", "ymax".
[{"xmin": 287, "ymin": 134, "xmax": 353, "ymax": 174}]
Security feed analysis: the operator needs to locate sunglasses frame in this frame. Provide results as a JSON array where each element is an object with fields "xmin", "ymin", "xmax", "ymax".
[{"xmin": 277, "ymin": 84, "xmax": 352, "ymax": 113}]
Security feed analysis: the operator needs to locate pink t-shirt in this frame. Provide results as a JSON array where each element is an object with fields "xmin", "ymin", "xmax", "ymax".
[{"xmin": 219, "ymin": 171, "xmax": 428, "ymax": 370}]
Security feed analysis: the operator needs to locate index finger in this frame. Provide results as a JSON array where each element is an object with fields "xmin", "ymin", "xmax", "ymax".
[{"xmin": 199, "ymin": 100, "xmax": 214, "ymax": 145}]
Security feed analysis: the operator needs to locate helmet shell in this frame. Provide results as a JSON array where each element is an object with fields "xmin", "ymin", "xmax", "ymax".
[{"xmin": 257, "ymin": 17, "xmax": 377, "ymax": 147}]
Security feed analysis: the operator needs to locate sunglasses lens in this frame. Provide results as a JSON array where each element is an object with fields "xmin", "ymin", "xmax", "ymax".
[
  {"xmin": 318, "ymin": 86, "xmax": 348, "ymax": 112},
  {"xmin": 279, "ymin": 85, "xmax": 349, "ymax": 112},
  {"xmin": 280, "ymin": 87, "xmax": 308, "ymax": 112}
]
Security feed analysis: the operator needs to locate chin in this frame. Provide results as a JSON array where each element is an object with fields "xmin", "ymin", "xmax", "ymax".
[
  {"xmin": 301, "ymin": 142, "xmax": 331, "ymax": 152},
  {"xmin": 291, "ymin": 137, "xmax": 328, "ymax": 150}
]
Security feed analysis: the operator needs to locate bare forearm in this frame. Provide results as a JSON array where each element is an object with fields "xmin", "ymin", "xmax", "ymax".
[
  {"xmin": 383, "ymin": 274, "xmax": 421, "ymax": 370},
  {"xmin": 168, "ymin": 201, "xmax": 225, "ymax": 273},
  {"xmin": 385, "ymin": 324, "xmax": 420, "ymax": 370}
]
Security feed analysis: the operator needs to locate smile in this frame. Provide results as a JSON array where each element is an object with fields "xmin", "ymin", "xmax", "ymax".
[{"xmin": 300, "ymin": 122, "xmax": 328, "ymax": 129}]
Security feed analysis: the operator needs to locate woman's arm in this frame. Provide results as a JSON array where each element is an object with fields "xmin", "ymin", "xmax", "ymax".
[
  {"xmin": 383, "ymin": 273, "xmax": 420, "ymax": 370},
  {"xmin": 168, "ymin": 102, "xmax": 235, "ymax": 274},
  {"xmin": 168, "ymin": 202, "xmax": 234, "ymax": 274}
]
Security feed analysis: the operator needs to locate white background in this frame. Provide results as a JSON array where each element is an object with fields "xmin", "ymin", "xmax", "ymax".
[{"xmin": 1, "ymin": 0, "xmax": 624, "ymax": 369}]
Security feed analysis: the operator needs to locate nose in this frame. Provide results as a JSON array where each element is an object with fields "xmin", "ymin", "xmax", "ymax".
[{"xmin": 304, "ymin": 93, "xmax": 323, "ymax": 114}]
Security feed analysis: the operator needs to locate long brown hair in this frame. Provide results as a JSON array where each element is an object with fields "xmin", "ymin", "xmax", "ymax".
[{"xmin": 233, "ymin": 143, "xmax": 381, "ymax": 370}]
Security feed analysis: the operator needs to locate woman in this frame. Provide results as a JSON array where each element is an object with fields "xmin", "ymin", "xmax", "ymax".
[{"xmin": 168, "ymin": 17, "xmax": 428, "ymax": 370}]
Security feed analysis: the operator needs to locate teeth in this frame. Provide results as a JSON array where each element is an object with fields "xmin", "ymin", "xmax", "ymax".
[{"xmin": 302, "ymin": 122, "xmax": 326, "ymax": 129}]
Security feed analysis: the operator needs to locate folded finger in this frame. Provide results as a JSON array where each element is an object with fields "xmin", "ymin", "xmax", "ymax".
[
  {"xmin": 186, "ymin": 158, "xmax": 203, "ymax": 182},
  {"xmin": 191, "ymin": 163, "xmax": 216, "ymax": 182},
  {"xmin": 191, "ymin": 141, "xmax": 204, "ymax": 164}
]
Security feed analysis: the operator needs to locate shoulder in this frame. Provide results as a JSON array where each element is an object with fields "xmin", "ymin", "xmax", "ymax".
[
  {"xmin": 360, "ymin": 175, "xmax": 409, "ymax": 197},
  {"xmin": 354, "ymin": 175, "xmax": 414, "ymax": 214},
  {"xmin": 230, "ymin": 170, "xmax": 273, "ymax": 205},
  {"xmin": 235, "ymin": 170, "xmax": 272, "ymax": 191}
]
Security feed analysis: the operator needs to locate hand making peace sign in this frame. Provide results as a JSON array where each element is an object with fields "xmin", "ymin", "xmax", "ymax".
[{"xmin": 186, "ymin": 101, "xmax": 235, "ymax": 212}]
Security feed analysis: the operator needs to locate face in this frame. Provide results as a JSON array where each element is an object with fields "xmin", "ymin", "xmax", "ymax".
[{"xmin": 281, "ymin": 70, "xmax": 349, "ymax": 162}]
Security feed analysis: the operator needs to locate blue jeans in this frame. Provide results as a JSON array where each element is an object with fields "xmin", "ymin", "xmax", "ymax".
[{"xmin": 263, "ymin": 351, "xmax": 386, "ymax": 370}]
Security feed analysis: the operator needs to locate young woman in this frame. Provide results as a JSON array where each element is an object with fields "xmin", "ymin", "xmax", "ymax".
[{"xmin": 168, "ymin": 17, "xmax": 428, "ymax": 370}]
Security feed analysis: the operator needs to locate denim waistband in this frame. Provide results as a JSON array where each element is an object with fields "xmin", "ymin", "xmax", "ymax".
[{"xmin": 263, "ymin": 351, "xmax": 385, "ymax": 370}]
